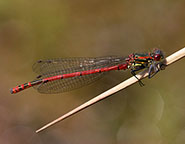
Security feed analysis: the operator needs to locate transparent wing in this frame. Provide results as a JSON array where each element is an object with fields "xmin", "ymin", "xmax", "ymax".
[{"xmin": 32, "ymin": 56, "xmax": 125, "ymax": 94}]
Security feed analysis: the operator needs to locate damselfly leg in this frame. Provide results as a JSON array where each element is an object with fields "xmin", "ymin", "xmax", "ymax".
[{"xmin": 131, "ymin": 67, "xmax": 145, "ymax": 86}]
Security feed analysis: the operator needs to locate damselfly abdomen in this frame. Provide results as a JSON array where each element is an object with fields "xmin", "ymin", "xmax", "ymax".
[{"xmin": 10, "ymin": 49, "xmax": 164, "ymax": 94}]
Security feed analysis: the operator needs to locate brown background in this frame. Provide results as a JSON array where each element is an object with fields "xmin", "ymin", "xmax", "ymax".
[{"xmin": 0, "ymin": 0, "xmax": 185, "ymax": 144}]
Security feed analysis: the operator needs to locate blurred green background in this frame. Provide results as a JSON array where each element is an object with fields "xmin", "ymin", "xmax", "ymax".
[{"xmin": 0, "ymin": 0, "xmax": 185, "ymax": 144}]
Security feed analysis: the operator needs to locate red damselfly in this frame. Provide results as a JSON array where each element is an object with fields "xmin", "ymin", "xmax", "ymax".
[{"xmin": 10, "ymin": 49, "xmax": 164, "ymax": 94}]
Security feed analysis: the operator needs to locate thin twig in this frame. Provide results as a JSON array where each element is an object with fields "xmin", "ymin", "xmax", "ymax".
[{"xmin": 36, "ymin": 47, "xmax": 185, "ymax": 133}]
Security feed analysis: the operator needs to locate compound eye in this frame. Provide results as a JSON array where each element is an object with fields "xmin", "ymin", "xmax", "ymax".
[{"xmin": 154, "ymin": 54, "xmax": 161, "ymax": 61}]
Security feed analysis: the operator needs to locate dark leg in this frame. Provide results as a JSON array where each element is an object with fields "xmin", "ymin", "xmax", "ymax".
[
  {"xmin": 131, "ymin": 69, "xmax": 145, "ymax": 87},
  {"xmin": 148, "ymin": 62, "xmax": 167, "ymax": 78},
  {"xmin": 148, "ymin": 62, "xmax": 159, "ymax": 78}
]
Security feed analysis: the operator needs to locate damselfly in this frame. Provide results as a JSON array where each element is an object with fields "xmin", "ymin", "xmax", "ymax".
[{"xmin": 10, "ymin": 49, "xmax": 164, "ymax": 94}]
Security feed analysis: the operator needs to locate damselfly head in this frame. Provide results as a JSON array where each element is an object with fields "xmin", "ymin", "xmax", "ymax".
[{"xmin": 152, "ymin": 49, "xmax": 164, "ymax": 61}]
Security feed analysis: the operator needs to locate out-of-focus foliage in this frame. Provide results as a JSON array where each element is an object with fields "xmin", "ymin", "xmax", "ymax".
[{"xmin": 0, "ymin": 0, "xmax": 185, "ymax": 144}]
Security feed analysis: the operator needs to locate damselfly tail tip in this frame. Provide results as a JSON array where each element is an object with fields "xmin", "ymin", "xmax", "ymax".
[
  {"xmin": 10, "ymin": 88, "xmax": 17, "ymax": 94},
  {"xmin": 10, "ymin": 88, "xmax": 14, "ymax": 94}
]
